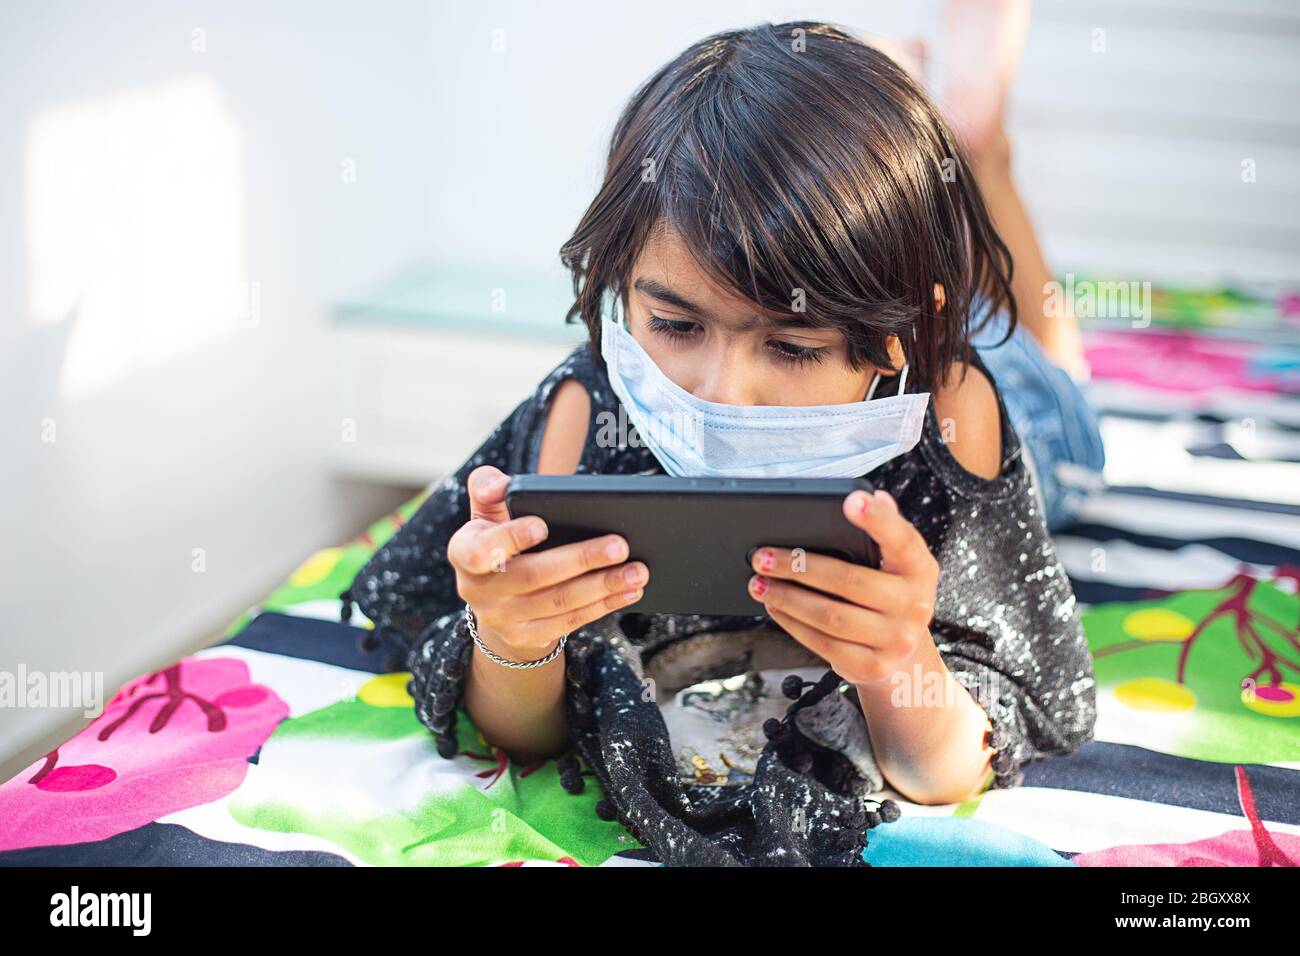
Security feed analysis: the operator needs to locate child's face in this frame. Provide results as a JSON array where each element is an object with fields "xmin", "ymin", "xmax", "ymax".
[{"xmin": 624, "ymin": 229, "xmax": 896, "ymax": 407}]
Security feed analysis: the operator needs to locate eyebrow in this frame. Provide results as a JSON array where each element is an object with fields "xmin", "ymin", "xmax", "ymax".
[{"xmin": 632, "ymin": 277, "xmax": 821, "ymax": 330}]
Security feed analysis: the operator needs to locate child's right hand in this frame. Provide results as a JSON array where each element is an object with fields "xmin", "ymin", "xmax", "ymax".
[{"xmin": 447, "ymin": 465, "xmax": 648, "ymax": 660}]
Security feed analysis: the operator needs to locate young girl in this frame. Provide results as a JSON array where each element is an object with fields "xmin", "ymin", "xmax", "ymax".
[{"xmin": 347, "ymin": 19, "xmax": 1096, "ymax": 867}]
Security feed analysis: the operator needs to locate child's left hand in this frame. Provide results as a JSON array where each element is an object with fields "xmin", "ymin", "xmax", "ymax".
[{"xmin": 749, "ymin": 488, "xmax": 940, "ymax": 686}]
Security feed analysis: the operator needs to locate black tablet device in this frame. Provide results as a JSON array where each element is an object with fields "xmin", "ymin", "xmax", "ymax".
[{"xmin": 505, "ymin": 475, "xmax": 880, "ymax": 616}]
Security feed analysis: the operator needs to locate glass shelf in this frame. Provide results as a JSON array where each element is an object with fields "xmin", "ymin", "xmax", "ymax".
[{"xmin": 332, "ymin": 261, "xmax": 588, "ymax": 343}]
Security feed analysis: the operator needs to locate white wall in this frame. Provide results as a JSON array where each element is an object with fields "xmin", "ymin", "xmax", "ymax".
[
  {"xmin": 1013, "ymin": 0, "xmax": 1300, "ymax": 281},
  {"xmin": 0, "ymin": 1, "xmax": 436, "ymax": 763},
  {"xmin": 420, "ymin": 0, "xmax": 931, "ymax": 279},
  {"xmin": 421, "ymin": 0, "xmax": 1300, "ymax": 283}
]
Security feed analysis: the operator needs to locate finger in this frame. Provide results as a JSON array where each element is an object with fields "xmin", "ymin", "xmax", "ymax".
[
  {"xmin": 506, "ymin": 559, "xmax": 649, "ymax": 620},
  {"xmin": 843, "ymin": 488, "xmax": 938, "ymax": 581},
  {"xmin": 750, "ymin": 546, "xmax": 907, "ymax": 613},
  {"xmin": 467, "ymin": 465, "xmax": 512, "ymax": 523},
  {"xmin": 764, "ymin": 605, "xmax": 877, "ymax": 679},
  {"xmin": 513, "ymin": 585, "xmax": 645, "ymax": 651},
  {"xmin": 749, "ymin": 574, "xmax": 888, "ymax": 647},
  {"xmin": 492, "ymin": 533, "xmax": 631, "ymax": 595},
  {"xmin": 449, "ymin": 515, "xmax": 548, "ymax": 575}
]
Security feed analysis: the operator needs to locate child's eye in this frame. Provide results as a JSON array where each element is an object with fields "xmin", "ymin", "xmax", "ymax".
[
  {"xmin": 767, "ymin": 339, "xmax": 828, "ymax": 367},
  {"xmin": 647, "ymin": 315, "xmax": 700, "ymax": 340},
  {"xmin": 648, "ymin": 315, "xmax": 828, "ymax": 368}
]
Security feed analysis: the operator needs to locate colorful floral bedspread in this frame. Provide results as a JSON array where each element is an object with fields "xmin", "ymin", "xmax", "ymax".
[{"xmin": 2, "ymin": 337, "xmax": 1298, "ymax": 866}]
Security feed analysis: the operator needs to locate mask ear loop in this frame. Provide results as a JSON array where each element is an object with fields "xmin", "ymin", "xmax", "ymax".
[
  {"xmin": 601, "ymin": 291, "xmax": 627, "ymax": 378},
  {"xmin": 615, "ymin": 292, "xmax": 631, "ymax": 331},
  {"xmin": 865, "ymin": 371, "xmax": 883, "ymax": 401},
  {"xmin": 602, "ymin": 289, "xmax": 624, "ymax": 330},
  {"xmin": 865, "ymin": 336, "xmax": 912, "ymax": 400}
]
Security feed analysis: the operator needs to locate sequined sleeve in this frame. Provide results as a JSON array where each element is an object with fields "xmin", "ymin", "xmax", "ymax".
[
  {"xmin": 899, "ymin": 364, "xmax": 1098, "ymax": 791},
  {"xmin": 345, "ymin": 345, "xmax": 598, "ymax": 748},
  {"xmin": 348, "ymin": 406, "xmax": 525, "ymax": 644},
  {"xmin": 931, "ymin": 585, "xmax": 1096, "ymax": 792}
]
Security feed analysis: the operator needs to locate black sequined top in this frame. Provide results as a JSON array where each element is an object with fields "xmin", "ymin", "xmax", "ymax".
[{"xmin": 347, "ymin": 341, "xmax": 1097, "ymax": 866}]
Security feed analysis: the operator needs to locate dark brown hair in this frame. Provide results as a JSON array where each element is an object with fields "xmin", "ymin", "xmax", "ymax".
[{"xmin": 559, "ymin": 20, "xmax": 1017, "ymax": 389}]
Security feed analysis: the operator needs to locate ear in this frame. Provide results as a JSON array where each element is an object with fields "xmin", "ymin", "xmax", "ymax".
[
  {"xmin": 879, "ymin": 334, "xmax": 905, "ymax": 375},
  {"xmin": 933, "ymin": 282, "xmax": 946, "ymax": 312}
]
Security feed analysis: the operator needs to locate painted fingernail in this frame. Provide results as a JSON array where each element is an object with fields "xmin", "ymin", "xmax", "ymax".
[
  {"xmin": 758, "ymin": 549, "xmax": 775, "ymax": 572},
  {"xmin": 750, "ymin": 575, "xmax": 769, "ymax": 598}
]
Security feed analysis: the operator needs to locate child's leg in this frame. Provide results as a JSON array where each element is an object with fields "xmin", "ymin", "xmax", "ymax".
[
  {"xmin": 970, "ymin": 304, "xmax": 1106, "ymax": 530},
  {"xmin": 965, "ymin": 138, "xmax": 1103, "ymax": 534},
  {"xmin": 938, "ymin": 0, "xmax": 1105, "ymax": 529},
  {"xmin": 868, "ymin": 5, "xmax": 1106, "ymax": 529},
  {"xmin": 940, "ymin": 0, "xmax": 1089, "ymax": 380},
  {"xmin": 968, "ymin": 133, "xmax": 1089, "ymax": 381}
]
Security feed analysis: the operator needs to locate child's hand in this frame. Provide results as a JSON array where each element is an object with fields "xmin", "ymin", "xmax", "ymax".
[
  {"xmin": 448, "ymin": 465, "xmax": 648, "ymax": 659},
  {"xmin": 748, "ymin": 488, "xmax": 939, "ymax": 685}
]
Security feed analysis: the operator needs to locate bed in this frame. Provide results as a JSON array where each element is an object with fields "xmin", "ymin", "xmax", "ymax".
[{"xmin": 3, "ymin": 288, "xmax": 1298, "ymax": 867}]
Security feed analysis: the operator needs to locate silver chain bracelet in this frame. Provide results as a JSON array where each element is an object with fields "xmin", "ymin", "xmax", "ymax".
[{"xmin": 465, "ymin": 603, "xmax": 567, "ymax": 670}]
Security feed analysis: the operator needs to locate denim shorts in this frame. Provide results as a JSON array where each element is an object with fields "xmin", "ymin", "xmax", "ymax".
[{"xmin": 970, "ymin": 311, "xmax": 1106, "ymax": 530}]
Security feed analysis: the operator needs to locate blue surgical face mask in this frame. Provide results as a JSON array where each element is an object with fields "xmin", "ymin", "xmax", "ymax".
[{"xmin": 599, "ymin": 301, "xmax": 931, "ymax": 479}]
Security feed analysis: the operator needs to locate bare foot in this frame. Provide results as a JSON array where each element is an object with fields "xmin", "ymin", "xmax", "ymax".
[
  {"xmin": 866, "ymin": 33, "xmax": 928, "ymax": 83},
  {"xmin": 864, "ymin": 5, "xmax": 1089, "ymax": 379},
  {"xmin": 939, "ymin": 0, "xmax": 1032, "ymax": 163}
]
